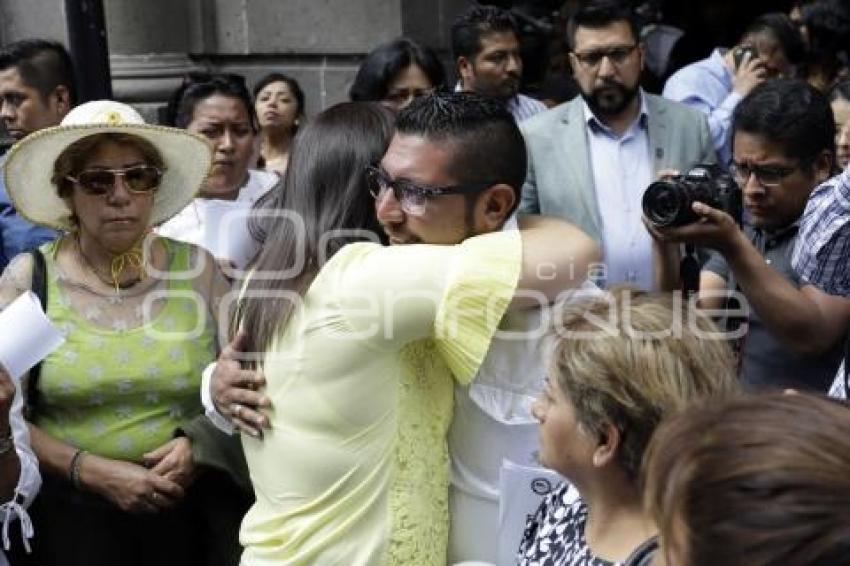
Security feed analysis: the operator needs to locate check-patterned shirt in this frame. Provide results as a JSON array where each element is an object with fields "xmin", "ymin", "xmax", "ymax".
[
  {"xmin": 792, "ymin": 166, "xmax": 850, "ymax": 296},
  {"xmin": 797, "ymin": 167, "xmax": 850, "ymax": 399}
]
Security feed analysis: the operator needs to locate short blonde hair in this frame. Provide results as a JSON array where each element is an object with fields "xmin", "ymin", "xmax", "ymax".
[{"xmin": 549, "ymin": 289, "xmax": 739, "ymax": 480}]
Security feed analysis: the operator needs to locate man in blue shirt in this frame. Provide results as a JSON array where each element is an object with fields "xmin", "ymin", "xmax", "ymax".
[
  {"xmin": 0, "ymin": 39, "xmax": 75, "ymax": 271},
  {"xmin": 663, "ymin": 13, "xmax": 805, "ymax": 167}
]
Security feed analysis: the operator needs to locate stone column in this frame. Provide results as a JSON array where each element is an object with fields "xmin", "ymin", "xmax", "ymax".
[{"xmin": 104, "ymin": 0, "xmax": 202, "ymax": 122}]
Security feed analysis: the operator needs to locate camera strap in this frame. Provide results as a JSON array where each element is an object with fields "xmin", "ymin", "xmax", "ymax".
[
  {"xmin": 25, "ymin": 248, "xmax": 47, "ymax": 420},
  {"xmin": 680, "ymin": 244, "xmax": 700, "ymax": 297}
]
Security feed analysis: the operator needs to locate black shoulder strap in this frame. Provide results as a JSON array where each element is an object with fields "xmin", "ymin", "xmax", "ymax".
[
  {"xmin": 25, "ymin": 248, "xmax": 47, "ymax": 419},
  {"xmin": 844, "ymin": 330, "xmax": 850, "ymax": 397},
  {"xmin": 680, "ymin": 244, "xmax": 701, "ymax": 298},
  {"xmin": 623, "ymin": 536, "xmax": 660, "ymax": 566}
]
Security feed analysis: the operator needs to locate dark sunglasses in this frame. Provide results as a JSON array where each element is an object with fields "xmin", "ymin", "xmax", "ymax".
[{"xmin": 67, "ymin": 165, "xmax": 163, "ymax": 196}]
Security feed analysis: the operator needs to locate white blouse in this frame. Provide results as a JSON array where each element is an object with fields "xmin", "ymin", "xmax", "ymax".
[{"xmin": 157, "ymin": 169, "xmax": 277, "ymax": 269}]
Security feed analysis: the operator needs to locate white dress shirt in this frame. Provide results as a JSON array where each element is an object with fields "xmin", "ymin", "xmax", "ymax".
[{"xmin": 582, "ymin": 95, "xmax": 654, "ymax": 290}]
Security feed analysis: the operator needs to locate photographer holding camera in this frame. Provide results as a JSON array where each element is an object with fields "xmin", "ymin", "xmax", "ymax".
[{"xmin": 649, "ymin": 79, "xmax": 849, "ymax": 392}]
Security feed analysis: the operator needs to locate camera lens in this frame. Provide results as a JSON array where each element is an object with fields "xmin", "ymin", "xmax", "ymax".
[{"xmin": 642, "ymin": 180, "xmax": 690, "ymax": 227}]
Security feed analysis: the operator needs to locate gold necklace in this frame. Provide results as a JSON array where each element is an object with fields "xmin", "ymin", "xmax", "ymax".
[{"xmin": 75, "ymin": 235, "xmax": 147, "ymax": 293}]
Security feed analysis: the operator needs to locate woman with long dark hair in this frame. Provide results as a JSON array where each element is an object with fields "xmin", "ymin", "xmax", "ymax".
[{"xmin": 242, "ymin": 102, "xmax": 391, "ymax": 276}]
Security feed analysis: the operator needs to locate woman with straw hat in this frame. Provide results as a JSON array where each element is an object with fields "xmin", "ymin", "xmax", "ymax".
[{"xmin": 0, "ymin": 100, "xmax": 227, "ymax": 565}]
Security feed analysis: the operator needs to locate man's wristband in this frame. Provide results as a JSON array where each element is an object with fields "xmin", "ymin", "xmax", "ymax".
[{"xmin": 69, "ymin": 449, "xmax": 87, "ymax": 489}]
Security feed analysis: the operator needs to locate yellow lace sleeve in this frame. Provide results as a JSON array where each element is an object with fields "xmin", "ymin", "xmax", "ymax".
[{"xmin": 434, "ymin": 229, "xmax": 522, "ymax": 385}]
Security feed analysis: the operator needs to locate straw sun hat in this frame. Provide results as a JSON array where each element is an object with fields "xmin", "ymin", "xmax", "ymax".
[{"xmin": 3, "ymin": 100, "xmax": 213, "ymax": 231}]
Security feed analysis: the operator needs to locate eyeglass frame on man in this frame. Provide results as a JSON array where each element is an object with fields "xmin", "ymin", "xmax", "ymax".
[
  {"xmin": 572, "ymin": 44, "xmax": 638, "ymax": 69},
  {"xmin": 66, "ymin": 165, "xmax": 163, "ymax": 196},
  {"xmin": 365, "ymin": 165, "xmax": 495, "ymax": 216},
  {"xmin": 729, "ymin": 160, "xmax": 802, "ymax": 188}
]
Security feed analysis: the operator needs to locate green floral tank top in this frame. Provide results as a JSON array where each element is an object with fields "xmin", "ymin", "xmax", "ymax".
[{"xmin": 34, "ymin": 240, "xmax": 216, "ymax": 461}]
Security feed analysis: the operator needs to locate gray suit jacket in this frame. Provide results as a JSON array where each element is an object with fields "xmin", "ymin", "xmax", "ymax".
[{"xmin": 519, "ymin": 93, "xmax": 716, "ymax": 243}]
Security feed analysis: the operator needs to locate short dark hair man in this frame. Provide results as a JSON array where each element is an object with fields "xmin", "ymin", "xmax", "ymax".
[
  {"xmin": 663, "ymin": 12, "xmax": 806, "ymax": 166},
  {"xmin": 0, "ymin": 39, "xmax": 75, "ymax": 270},
  {"xmin": 451, "ymin": 5, "xmax": 546, "ymax": 122},
  {"xmin": 521, "ymin": 0, "xmax": 715, "ymax": 290},
  {"xmin": 653, "ymin": 79, "xmax": 849, "ymax": 392},
  {"xmin": 376, "ymin": 91, "xmax": 526, "ymax": 244}
]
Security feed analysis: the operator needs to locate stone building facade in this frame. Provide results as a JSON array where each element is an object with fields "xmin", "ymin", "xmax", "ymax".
[{"xmin": 0, "ymin": 0, "xmax": 469, "ymax": 122}]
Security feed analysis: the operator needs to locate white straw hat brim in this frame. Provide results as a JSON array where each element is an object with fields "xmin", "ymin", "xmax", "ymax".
[{"xmin": 4, "ymin": 123, "xmax": 213, "ymax": 230}]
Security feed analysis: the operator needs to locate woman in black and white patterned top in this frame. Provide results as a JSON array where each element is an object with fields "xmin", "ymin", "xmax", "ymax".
[{"xmin": 517, "ymin": 292, "xmax": 740, "ymax": 566}]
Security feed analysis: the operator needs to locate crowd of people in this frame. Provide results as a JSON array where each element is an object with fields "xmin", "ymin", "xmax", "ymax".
[{"xmin": 0, "ymin": 0, "xmax": 849, "ymax": 565}]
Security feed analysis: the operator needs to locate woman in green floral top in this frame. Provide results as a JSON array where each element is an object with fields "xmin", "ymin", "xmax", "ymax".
[{"xmin": 0, "ymin": 100, "xmax": 227, "ymax": 565}]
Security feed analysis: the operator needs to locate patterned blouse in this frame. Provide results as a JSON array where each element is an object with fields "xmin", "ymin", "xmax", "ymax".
[{"xmin": 518, "ymin": 484, "xmax": 616, "ymax": 566}]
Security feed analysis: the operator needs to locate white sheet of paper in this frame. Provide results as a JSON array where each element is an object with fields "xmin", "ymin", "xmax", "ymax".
[
  {"xmin": 0, "ymin": 291, "xmax": 65, "ymax": 379},
  {"xmin": 201, "ymin": 202, "xmax": 257, "ymax": 268}
]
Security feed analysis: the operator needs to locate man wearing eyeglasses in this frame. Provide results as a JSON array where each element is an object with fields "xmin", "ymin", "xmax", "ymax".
[
  {"xmin": 0, "ymin": 39, "xmax": 74, "ymax": 272},
  {"xmin": 650, "ymin": 79, "xmax": 848, "ymax": 392},
  {"xmin": 519, "ymin": 0, "xmax": 715, "ymax": 291}
]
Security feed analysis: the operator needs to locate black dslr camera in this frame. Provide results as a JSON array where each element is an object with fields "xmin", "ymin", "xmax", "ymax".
[{"xmin": 642, "ymin": 165, "xmax": 742, "ymax": 228}]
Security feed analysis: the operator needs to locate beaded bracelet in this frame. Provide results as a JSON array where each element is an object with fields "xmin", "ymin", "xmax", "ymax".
[{"xmin": 69, "ymin": 449, "xmax": 87, "ymax": 490}]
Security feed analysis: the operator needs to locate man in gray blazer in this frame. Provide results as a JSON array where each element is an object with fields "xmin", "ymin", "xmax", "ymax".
[{"xmin": 520, "ymin": 1, "xmax": 715, "ymax": 289}]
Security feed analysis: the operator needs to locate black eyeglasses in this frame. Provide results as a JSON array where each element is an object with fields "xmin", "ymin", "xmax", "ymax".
[
  {"xmin": 365, "ymin": 165, "xmax": 494, "ymax": 216},
  {"xmin": 572, "ymin": 44, "xmax": 637, "ymax": 68},
  {"xmin": 729, "ymin": 161, "xmax": 799, "ymax": 187},
  {"xmin": 67, "ymin": 165, "xmax": 163, "ymax": 196}
]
